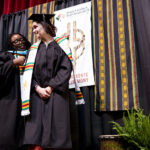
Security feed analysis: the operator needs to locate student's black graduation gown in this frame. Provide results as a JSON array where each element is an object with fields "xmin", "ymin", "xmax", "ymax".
[
  {"xmin": 0, "ymin": 51, "xmax": 24, "ymax": 147},
  {"xmin": 23, "ymin": 41, "xmax": 72, "ymax": 149}
]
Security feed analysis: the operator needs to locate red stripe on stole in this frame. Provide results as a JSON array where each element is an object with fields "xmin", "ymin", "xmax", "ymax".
[
  {"xmin": 30, "ymin": 46, "xmax": 37, "ymax": 49},
  {"xmin": 56, "ymin": 36, "xmax": 68, "ymax": 43},
  {"xmin": 76, "ymin": 93, "xmax": 82, "ymax": 97},
  {"xmin": 25, "ymin": 65, "xmax": 34, "ymax": 69},
  {"xmin": 22, "ymin": 103, "xmax": 29, "ymax": 107}
]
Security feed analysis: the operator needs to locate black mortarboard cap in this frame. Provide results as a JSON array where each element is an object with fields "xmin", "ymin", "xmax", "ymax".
[{"xmin": 28, "ymin": 14, "xmax": 55, "ymax": 24}]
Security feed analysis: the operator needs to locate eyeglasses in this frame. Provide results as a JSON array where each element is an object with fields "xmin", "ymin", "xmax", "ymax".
[{"xmin": 12, "ymin": 38, "xmax": 25, "ymax": 44}]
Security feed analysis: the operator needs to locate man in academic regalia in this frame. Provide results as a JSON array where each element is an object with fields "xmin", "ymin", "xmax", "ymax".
[
  {"xmin": 0, "ymin": 33, "xmax": 31, "ymax": 150},
  {"xmin": 23, "ymin": 14, "xmax": 72, "ymax": 150}
]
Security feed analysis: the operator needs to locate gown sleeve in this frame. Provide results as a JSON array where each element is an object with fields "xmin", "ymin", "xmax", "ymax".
[
  {"xmin": 31, "ymin": 78, "xmax": 38, "ymax": 90},
  {"xmin": 0, "ymin": 51, "xmax": 15, "ymax": 91},
  {"xmin": 48, "ymin": 46, "xmax": 72, "ymax": 93}
]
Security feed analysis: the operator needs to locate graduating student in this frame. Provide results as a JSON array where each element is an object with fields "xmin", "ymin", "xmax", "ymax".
[
  {"xmin": 0, "ymin": 33, "xmax": 31, "ymax": 150},
  {"xmin": 23, "ymin": 14, "xmax": 72, "ymax": 150}
]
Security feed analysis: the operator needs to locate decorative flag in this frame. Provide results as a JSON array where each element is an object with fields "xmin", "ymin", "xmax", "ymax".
[{"xmin": 92, "ymin": 0, "xmax": 139, "ymax": 111}]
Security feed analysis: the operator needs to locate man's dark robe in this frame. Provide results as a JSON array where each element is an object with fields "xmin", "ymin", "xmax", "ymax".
[
  {"xmin": 0, "ymin": 51, "xmax": 24, "ymax": 147},
  {"xmin": 23, "ymin": 41, "xmax": 72, "ymax": 149}
]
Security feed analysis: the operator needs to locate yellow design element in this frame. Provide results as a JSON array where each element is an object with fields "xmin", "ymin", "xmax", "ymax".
[
  {"xmin": 117, "ymin": 0, "xmax": 129, "ymax": 109},
  {"xmin": 119, "ymin": 27, "xmax": 123, "ymax": 32},
  {"xmin": 101, "ymin": 104, "xmax": 105, "ymax": 109},
  {"xmin": 99, "ymin": 26, "xmax": 103, "ymax": 31},
  {"xmin": 99, "ymin": 20, "xmax": 103, "ymax": 25},
  {"xmin": 101, "ymin": 66, "xmax": 104, "ymax": 71},
  {"xmin": 101, "ymin": 80, "xmax": 104, "ymax": 85},
  {"xmin": 24, "ymin": 80, "xmax": 28, "ymax": 91},
  {"xmin": 100, "ymin": 88, "xmax": 105, "ymax": 93},
  {"xmin": 101, "ymin": 95, "xmax": 104, "ymax": 100},
  {"xmin": 122, "ymin": 62, "xmax": 126, "ymax": 67},
  {"xmin": 28, "ymin": 7, "xmax": 33, "ymax": 42},
  {"xmin": 120, "ymin": 34, "xmax": 124, "ymax": 39},
  {"xmin": 120, "ymin": 48, "xmax": 125, "ymax": 53},
  {"xmin": 121, "ymin": 55, "xmax": 125, "ymax": 60},
  {"xmin": 124, "ymin": 93, "xmax": 128, "ymax": 98},
  {"xmin": 118, "ymin": 14, "xmax": 123, "ymax": 19},
  {"xmin": 100, "ymin": 39, "xmax": 104, "ymax": 44},
  {"xmin": 119, "ymin": 21, "xmax": 123, "ymax": 25},
  {"xmin": 118, "ymin": 1, "xmax": 121, "ymax": 6},
  {"xmin": 118, "ymin": 8, "xmax": 122, "ymax": 12},
  {"xmin": 100, "ymin": 53, "xmax": 104, "ymax": 57},
  {"xmin": 124, "ymin": 101, "xmax": 128, "ymax": 106},
  {"xmin": 100, "ymin": 59, "xmax": 104, "ymax": 64},
  {"xmin": 101, "ymin": 73, "xmax": 105, "ymax": 77},
  {"xmin": 123, "ymin": 85, "xmax": 127, "ymax": 91},
  {"xmin": 120, "ymin": 41, "xmax": 124, "ymax": 46},
  {"xmin": 100, "ymin": 33, "xmax": 103, "ymax": 38},
  {"xmin": 99, "ymin": 1, "xmax": 102, "ymax": 5},
  {"xmin": 122, "ymin": 70, "xmax": 126, "ymax": 75},
  {"xmin": 42, "ymin": 3, "xmax": 47, "ymax": 14},
  {"xmin": 98, "ymin": 0, "xmax": 106, "ymax": 111},
  {"xmin": 100, "ymin": 46, "xmax": 104, "ymax": 50},
  {"xmin": 49, "ymin": 1, "xmax": 55, "ymax": 24},
  {"xmin": 122, "ymin": 78, "xmax": 127, "ymax": 83}
]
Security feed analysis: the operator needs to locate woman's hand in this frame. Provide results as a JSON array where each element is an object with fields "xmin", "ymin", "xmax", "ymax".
[
  {"xmin": 13, "ymin": 56, "xmax": 25, "ymax": 66},
  {"xmin": 45, "ymin": 86, "xmax": 53, "ymax": 95},
  {"xmin": 35, "ymin": 85, "xmax": 53, "ymax": 100}
]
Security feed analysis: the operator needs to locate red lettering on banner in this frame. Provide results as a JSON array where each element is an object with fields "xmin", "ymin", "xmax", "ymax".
[{"xmin": 77, "ymin": 78, "xmax": 88, "ymax": 83}]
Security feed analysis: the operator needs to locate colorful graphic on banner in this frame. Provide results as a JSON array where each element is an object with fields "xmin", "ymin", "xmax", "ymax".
[
  {"xmin": 55, "ymin": 2, "xmax": 95, "ymax": 89},
  {"xmin": 92, "ymin": 0, "xmax": 139, "ymax": 111}
]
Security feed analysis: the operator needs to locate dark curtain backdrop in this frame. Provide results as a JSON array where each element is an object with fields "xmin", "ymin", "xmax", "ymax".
[
  {"xmin": 0, "ymin": 0, "xmax": 54, "ymax": 17},
  {"xmin": 0, "ymin": 0, "xmax": 150, "ymax": 150},
  {"xmin": 0, "ymin": 10, "xmax": 28, "ymax": 50}
]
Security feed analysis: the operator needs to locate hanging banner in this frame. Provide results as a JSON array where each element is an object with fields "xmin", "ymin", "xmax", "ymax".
[
  {"xmin": 55, "ymin": 2, "xmax": 95, "ymax": 88},
  {"xmin": 92, "ymin": 0, "xmax": 139, "ymax": 111}
]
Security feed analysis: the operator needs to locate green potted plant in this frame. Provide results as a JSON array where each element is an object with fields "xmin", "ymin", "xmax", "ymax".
[{"xmin": 111, "ymin": 109, "xmax": 150, "ymax": 150}]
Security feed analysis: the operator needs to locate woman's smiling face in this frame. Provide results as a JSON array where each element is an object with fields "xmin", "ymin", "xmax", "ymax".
[{"xmin": 11, "ymin": 34, "xmax": 26, "ymax": 50}]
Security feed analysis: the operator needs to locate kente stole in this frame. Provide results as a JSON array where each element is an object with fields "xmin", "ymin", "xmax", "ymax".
[
  {"xmin": 21, "ymin": 41, "xmax": 40, "ymax": 116},
  {"xmin": 55, "ymin": 35, "xmax": 85, "ymax": 105},
  {"xmin": 8, "ymin": 50, "xmax": 27, "ymax": 109}
]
